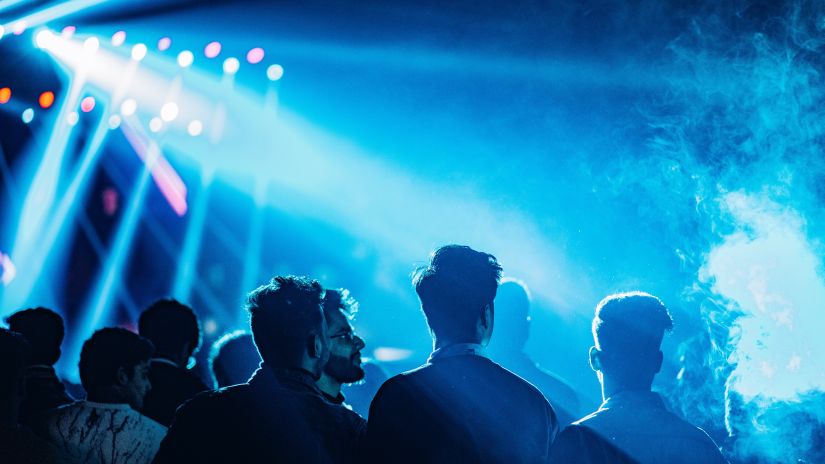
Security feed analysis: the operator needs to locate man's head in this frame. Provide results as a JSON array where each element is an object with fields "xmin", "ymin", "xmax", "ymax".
[
  {"xmin": 0, "ymin": 328, "xmax": 29, "ymax": 423},
  {"xmin": 487, "ymin": 278, "xmax": 531, "ymax": 353},
  {"xmin": 209, "ymin": 331, "xmax": 261, "ymax": 388},
  {"xmin": 588, "ymin": 292, "xmax": 674, "ymax": 391},
  {"xmin": 246, "ymin": 276, "xmax": 328, "ymax": 378},
  {"xmin": 322, "ymin": 289, "xmax": 366, "ymax": 385},
  {"xmin": 413, "ymin": 245, "xmax": 503, "ymax": 345},
  {"xmin": 79, "ymin": 328, "xmax": 154, "ymax": 409},
  {"xmin": 138, "ymin": 299, "xmax": 201, "ymax": 366},
  {"xmin": 6, "ymin": 307, "xmax": 64, "ymax": 366}
]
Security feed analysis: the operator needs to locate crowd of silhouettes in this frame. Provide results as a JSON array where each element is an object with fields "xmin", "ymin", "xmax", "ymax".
[{"xmin": 0, "ymin": 244, "xmax": 728, "ymax": 463}]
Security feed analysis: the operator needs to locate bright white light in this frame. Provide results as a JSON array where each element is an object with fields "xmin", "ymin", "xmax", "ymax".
[
  {"xmin": 131, "ymin": 43, "xmax": 147, "ymax": 61},
  {"xmin": 149, "ymin": 117, "xmax": 163, "ymax": 133},
  {"xmin": 35, "ymin": 30, "xmax": 55, "ymax": 49},
  {"xmin": 187, "ymin": 120, "xmax": 203, "ymax": 136},
  {"xmin": 108, "ymin": 114, "xmax": 122, "ymax": 129},
  {"xmin": 21, "ymin": 108, "xmax": 34, "ymax": 124},
  {"xmin": 12, "ymin": 21, "xmax": 27, "ymax": 35},
  {"xmin": 177, "ymin": 50, "xmax": 194, "ymax": 68},
  {"xmin": 160, "ymin": 102, "xmax": 179, "ymax": 122},
  {"xmin": 266, "ymin": 64, "xmax": 284, "ymax": 81},
  {"xmin": 66, "ymin": 112, "xmax": 79, "ymax": 126},
  {"xmin": 83, "ymin": 37, "xmax": 99, "ymax": 53},
  {"xmin": 111, "ymin": 31, "xmax": 126, "ymax": 47},
  {"xmin": 120, "ymin": 98, "xmax": 137, "ymax": 116},
  {"xmin": 0, "ymin": 25, "xmax": 5, "ymax": 40},
  {"xmin": 223, "ymin": 57, "xmax": 240, "ymax": 75}
]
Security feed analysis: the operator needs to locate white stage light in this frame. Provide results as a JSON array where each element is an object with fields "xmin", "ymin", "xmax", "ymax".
[
  {"xmin": 177, "ymin": 50, "xmax": 194, "ymax": 68},
  {"xmin": 160, "ymin": 102, "xmax": 179, "ymax": 122},
  {"xmin": 223, "ymin": 57, "xmax": 239, "ymax": 75},
  {"xmin": 131, "ymin": 43, "xmax": 147, "ymax": 61},
  {"xmin": 120, "ymin": 98, "xmax": 137, "ymax": 116}
]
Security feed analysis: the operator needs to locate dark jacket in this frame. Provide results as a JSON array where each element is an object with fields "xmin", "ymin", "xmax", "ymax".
[
  {"xmin": 18, "ymin": 366, "xmax": 73, "ymax": 426},
  {"xmin": 153, "ymin": 364, "xmax": 366, "ymax": 464},
  {"xmin": 549, "ymin": 391, "xmax": 728, "ymax": 464},
  {"xmin": 365, "ymin": 346, "xmax": 559, "ymax": 464},
  {"xmin": 141, "ymin": 358, "xmax": 209, "ymax": 426}
]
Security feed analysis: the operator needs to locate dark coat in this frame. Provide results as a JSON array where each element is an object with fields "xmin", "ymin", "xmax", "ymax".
[
  {"xmin": 153, "ymin": 365, "xmax": 366, "ymax": 464},
  {"xmin": 18, "ymin": 366, "xmax": 73, "ymax": 426},
  {"xmin": 141, "ymin": 358, "xmax": 209, "ymax": 427},
  {"xmin": 365, "ymin": 352, "xmax": 559, "ymax": 464}
]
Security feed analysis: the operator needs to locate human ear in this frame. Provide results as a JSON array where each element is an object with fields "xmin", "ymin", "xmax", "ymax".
[
  {"xmin": 589, "ymin": 346, "xmax": 602, "ymax": 372},
  {"xmin": 116, "ymin": 366, "xmax": 130, "ymax": 386},
  {"xmin": 308, "ymin": 334, "xmax": 323, "ymax": 359}
]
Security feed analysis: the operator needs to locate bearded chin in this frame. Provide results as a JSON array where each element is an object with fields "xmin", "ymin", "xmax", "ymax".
[{"xmin": 325, "ymin": 354, "xmax": 365, "ymax": 384}]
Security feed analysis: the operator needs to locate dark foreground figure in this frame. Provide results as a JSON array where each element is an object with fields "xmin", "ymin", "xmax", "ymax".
[
  {"xmin": 153, "ymin": 276, "xmax": 365, "ymax": 464},
  {"xmin": 366, "ymin": 245, "xmax": 558, "ymax": 463},
  {"xmin": 549, "ymin": 292, "xmax": 727, "ymax": 464}
]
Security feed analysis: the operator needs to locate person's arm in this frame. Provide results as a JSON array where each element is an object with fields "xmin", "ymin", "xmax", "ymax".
[{"xmin": 363, "ymin": 377, "xmax": 415, "ymax": 464}]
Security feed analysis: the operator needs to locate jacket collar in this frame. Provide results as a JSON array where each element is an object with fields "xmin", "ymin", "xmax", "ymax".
[{"xmin": 428, "ymin": 343, "xmax": 485, "ymax": 363}]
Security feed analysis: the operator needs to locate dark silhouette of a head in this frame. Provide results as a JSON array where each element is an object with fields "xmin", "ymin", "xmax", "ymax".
[
  {"xmin": 414, "ymin": 245, "xmax": 502, "ymax": 343},
  {"xmin": 590, "ymin": 292, "xmax": 673, "ymax": 390},
  {"xmin": 209, "ymin": 331, "xmax": 260, "ymax": 388},
  {"xmin": 79, "ymin": 328, "xmax": 154, "ymax": 407},
  {"xmin": 0, "ymin": 328, "xmax": 29, "ymax": 414},
  {"xmin": 322, "ymin": 288, "xmax": 366, "ymax": 384},
  {"xmin": 6, "ymin": 307, "xmax": 64, "ymax": 366},
  {"xmin": 138, "ymin": 299, "xmax": 201, "ymax": 361},
  {"xmin": 488, "ymin": 279, "xmax": 532, "ymax": 353},
  {"xmin": 245, "ymin": 276, "xmax": 327, "ymax": 374}
]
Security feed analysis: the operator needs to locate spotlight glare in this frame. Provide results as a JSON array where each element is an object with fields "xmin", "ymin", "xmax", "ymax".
[
  {"xmin": 111, "ymin": 30, "xmax": 126, "ymax": 47},
  {"xmin": 149, "ymin": 117, "xmax": 163, "ymax": 133},
  {"xmin": 204, "ymin": 41, "xmax": 221, "ymax": 58},
  {"xmin": 223, "ymin": 57, "xmax": 240, "ymax": 75},
  {"xmin": 66, "ymin": 112, "xmax": 79, "ymax": 126},
  {"xmin": 108, "ymin": 114, "xmax": 122, "ymax": 129},
  {"xmin": 177, "ymin": 50, "xmax": 194, "ymax": 68},
  {"xmin": 187, "ymin": 120, "xmax": 203, "ymax": 136},
  {"xmin": 0, "ymin": 87, "xmax": 10, "ymax": 104},
  {"xmin": 157, "ymin": 37, "xmax": 171, "ymax": 51},
  {"xmin": 61, "ymin": 26, "xmax": 75, "ymax": 38},
  {"xmin": 160, "ymin": 102, "xmax": 179, "ymax": 122},
  {"xmin": 21, "ymin": 108, "xmax": 34, "ymax": 124},
  {"xmin": 0, "ymin": 25, "xmax": 5, "ymax": 40},
  {"xmin": 83, "ymin": 37, "xmax": 100, "ymax": 53},
  {"xmin": 12, "ymin": 21, "xmax": 27, "ymax": 36},
  {"xmin": 38, "ymin": 91, "xmax": 55, "ymax": 109},
  {"xmin": 246, "ymin": 47, "xmax": 265, "ymax": 64},
  {"xmin": 35, "ymin": 30, "xmax": 54, "ymax": 49},
  {"xmin": 80, "ymin": 96, "xmax": 96, "ymax": 113},
  {"xmin": 266, "ymin": 64, "xmax": 284, "ymax": 81},
  {"xmin": 131, "ymin": 43, "xmax": 147, "ymax": 61},
  {"xmin": 120, "ymin": 98, "xmax": 137, "ymax": 116}
]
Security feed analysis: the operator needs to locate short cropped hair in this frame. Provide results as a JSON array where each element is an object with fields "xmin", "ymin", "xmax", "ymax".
[
  {"xmin": 413, "ymin": 245, "xmax": 502, "ymax": 340},
  {"xmin": 209, "ymin": 331, "xmax": 260, "ymax": 388},
  {"xmin": 79, "ymin": 328, "xmax": 154, "ymax": 392},
  {"xmin": 322, "ymin": 288, "xmax": 359, "ymax": 321},
  {"xmin": 0, "ymin": 328, "xmax": 29, "ymax": 396},
  {"xmin": 6, "ymin": 307, "xmax": 64, "ymax": 365},
  {"xmin": 245, "ymin": 276, "xmax": 325, "ymax": 369},
  {"xmin": 593, "ymin": 292, "xmax": 674, "ymax": 355},
  {"xmin": 138, "ymin": 299, "xmax": 201, "ymax": 357}
]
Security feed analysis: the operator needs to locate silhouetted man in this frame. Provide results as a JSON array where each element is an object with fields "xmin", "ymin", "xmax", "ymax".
[
  {"xmin": 153, "ymin": 276, "xmax": 366, "ymax": 464},
  {"xmin": 0, "ymin": 328, "xmax": 67, "ymax": 463},
  {"xmin": 208, "ymin": 331, "xmax": 260, "ymax": 388},
  {"xmin": 318, "ymin": 288, "xmax": 366, "ymax": 405},
  {"xmin": 6, "ymin": 307, "xmax": 73, "ymax": 425},
  {"xmin": 39, "ymin": 328, "xmax": 165, "ymax": 464},
  {"xmin": 487, "ymin": 279, "xmax": 580, "ymax": 426},
  {"xmin": 138, "ymin": 299, "xmax": 209, "ymax": 426},
  {"xmin": 549, "ymin": 292, "xmax": 727, "ymax": 464},
  {"xmin": 366, "ymin": 245, "xmax": 559, "ymax": 463}
]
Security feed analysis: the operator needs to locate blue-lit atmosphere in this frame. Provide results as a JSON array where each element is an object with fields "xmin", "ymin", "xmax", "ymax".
[{"xmin": 2, "ymin": 1, "xmax": 825, "ymax": 462}]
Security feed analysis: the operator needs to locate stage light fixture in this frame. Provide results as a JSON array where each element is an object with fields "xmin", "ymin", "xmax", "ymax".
[
  {"xmin": 246, "ymin": 47, "xmax": 264, "ymax": 64},
  {"xmin": 204, "ymin": 41, "xmax": 221, "ymax": 58},
  {"xmin": 149, "ymin": 117, "xmax": 162, "ymax": 133},
  {"xmin": 34, "ymin": 29, "xmax": 54, "ymax": 49},
  {"xmin": 160, "ymin": 102, "xmax": 179, "ymax": 122},
  {"xmin": 266, "ymin": 64, "xmax": 284, "ymax": 81},
  {"xmin": 177, "ymin": 50, "xmax": 193, "ymax": 68},
  {"xmin": 187, "ymin": 120, "xmax": 203, "ymax": 136},
  {"xmin": 12, "ymin": 20, "xmax": 26, "ymax": 35},
  {"xmin": 120, "ymin": 98, "xmax": 137, "ymax": 116},
  {"xmin": 157, "ymin": 37, "xmax": 171, "ymax": 51},
  {"xmin": 66, "ymin": 111, "xmax": 79, "ymax": 126},
  {"xmin": 131, "ymin": 43, "xmax": 147, "ymax": 61},
  {"xmin": 83, "ymin": 36, "xmax": 99, "ymax": 53},
  {"xmin": 223, "ymin": 57, "xmax": 239, "ymax": 75},
  {"xmin": 80, "ymin": 96, "xmax": 95, "ymax": 112},
  {"xmin": 0, "ymin": 87, "xmax": 10, "ymax": 103},
  {"xmin": 108, "ymin": 114, "xmax": 121, "ymax": 129},
  {"xmin": 61, "ymin": 26, "xmax": 75, "ymax": 37},
  {"xmin": 21, "ymin": 108, "xmax": 34, "ymax": 123},
  {"xmin": 38, "ymin": 91, "xmax": 55, "ymax": 109},
  {"xmin": 111, "ymin": 30, "xmax": 125, "ymax": 47}
]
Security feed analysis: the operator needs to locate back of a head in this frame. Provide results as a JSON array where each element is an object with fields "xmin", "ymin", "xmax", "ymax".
[
  {"xmin": 413, "ymin": 245, "xmax": 502, "ymax": 341},
  {"xmin": 79, "ymin": 328, "xmax": 154, "ymax": 394},
  {"xmin": 209, "ymin": 331, "xmax": 261, "ymax": 388},
  {"xmin": 322, "ymin": 288, "xmax": 358, "ymax": 321},
  {"xmin": 246, "ymin": 275, "xmax": 325, "ymax": 369},
  {"xmin": 489, "ymin": 279, "xmax": 531, "ymax": 351},
  {"xmin": 0, "ymin": 328, "xmax": 29, "ymax": 400},
  {"xmin": 138, "ymin": 299, "xmax": 201, "ymax": 359},
  {"xmin": 6, "ymin": 307, "xmax": 64, "ymax": 366},
  {"xmin": 593, "ymin": 292, "xmax": 673, "ymax": 384}
]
